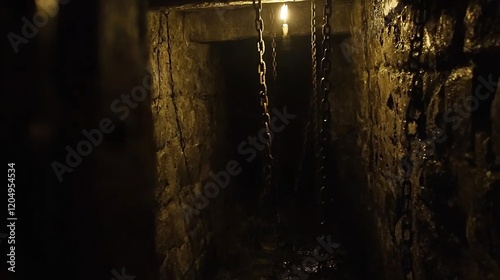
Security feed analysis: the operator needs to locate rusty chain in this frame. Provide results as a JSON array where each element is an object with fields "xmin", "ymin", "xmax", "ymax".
[
  {"xmin": 253, "ymin": 0, "xmax": 273, "ymax": 194},
  {"xmin": 269, "ymin": 5, "xmax": 281, "ymax": 225},
  {"xmin": 319, "ymin": 0, "xmax": 332, "ymax": 235},
  {"xmin": 401, "ymin": 0, "xmax": 426, "ymax": 279},
  {"xmin": 311, "ymin": 0, "xmax": 320, "ymax": 194},
  {"xmin": 293, "ymin": 0, "xmax": 319, "ymax": 196},
  {"xmin": 270, "ymin": 8, "xmax": 277, "ymax": 85}
]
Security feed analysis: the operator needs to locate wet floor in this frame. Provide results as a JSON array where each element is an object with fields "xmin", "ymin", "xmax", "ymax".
[{"xmin": 211, "ymin": 190, "xmax": 368, "ymax": 280}]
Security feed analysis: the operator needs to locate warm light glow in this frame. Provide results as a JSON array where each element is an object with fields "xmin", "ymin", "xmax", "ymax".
[
  {"xmin": 282, "ymin": 23, "xmax": 289, "ymax": 37},
  {"xmin": 280, "ymin": 4, "xmax": 288, "ymax": 22}
]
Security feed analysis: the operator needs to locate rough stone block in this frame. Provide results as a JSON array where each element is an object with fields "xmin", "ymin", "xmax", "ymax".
[
  {"xmin": 464, "ymin": 0, "xmax": 500, "ymax": 53},
  {"xmin": 443, "ymin": 67, "xmax": 474, "ymax": 155}
]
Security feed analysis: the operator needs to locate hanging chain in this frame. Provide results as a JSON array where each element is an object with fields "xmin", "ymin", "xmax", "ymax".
[
  {"xmin": 319, "ymin": 0, "xmax": 333, "ymax": 235},
  {"xmin": 401, "ymin": 0, "xmax": 426, "ymax": 279},
  {"xmin": 311, "ymin": 0, "xmax": 320, "ymax": 192},
  {"xmin": 293, "ymin": 0, "xmax": 319, "ymax": 194},
  {"xmin": 269, "ymin": 5, "xmax": 281, "ymax": 225},
  {"xmin": 253, "ymin": 0, "xmax": 273, "ymax": 193},
  {"xmin": 312, "ymin": 0, "xmax": 318, "ymax": 107},
  {"xmin": 271, "ymin": 8, "xmax": 278, "ymax": 85}
]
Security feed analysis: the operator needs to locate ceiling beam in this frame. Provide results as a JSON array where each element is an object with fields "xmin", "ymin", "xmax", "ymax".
[
  {"xmin": 182, "ymin": 1, "xmax": 352, "ymax": 42},
  {"xmin": 151, "ymin": 0, "xmax": 311, "ymax": 10}
]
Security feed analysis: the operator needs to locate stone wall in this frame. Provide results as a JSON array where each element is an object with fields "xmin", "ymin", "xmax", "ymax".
[
  {"xmin": 336, "ymin": 0, "xmax": 500, "ymax": 279},
  {"xmin": 147, "ymin": 10, "xmax": 227, "ymax": 280}
]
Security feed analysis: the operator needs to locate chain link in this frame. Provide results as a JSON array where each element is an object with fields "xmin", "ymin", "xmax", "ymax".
[
  {"xmin": 294, "ymin": 0, "xmax": 319, "ymax": 195},
  {"xmin": 311, "ymin": 0, "xmax": 320, "ymax": 194},
  {"xmin": 253, "ymin": 0, "xmax": 273, "ymax": 193},
  {"xmin": 270, "ymin": 8, "xmax": 277, "ymax": 85},
  {"xmin": 319, "ymin": 0, "xmax": 333, "ymax": 235},
  {"xmin": 401, "ymin": 0, "xmax": 426, "ymax": 279}
]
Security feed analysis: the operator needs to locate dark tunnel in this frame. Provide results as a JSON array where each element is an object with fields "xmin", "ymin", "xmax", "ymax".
[{"xmin": 2, "ymin": 0, "xmax": 500, "ymax": 280}]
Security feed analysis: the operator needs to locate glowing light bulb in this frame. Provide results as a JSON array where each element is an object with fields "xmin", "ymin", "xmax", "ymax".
[
  {"xmin": 280, "ymin": 4, "xmax": 288, "ymax": 22},
  {"xmin": 280, "ymin": 4, "xmax": 289, "ymax": 38}
]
